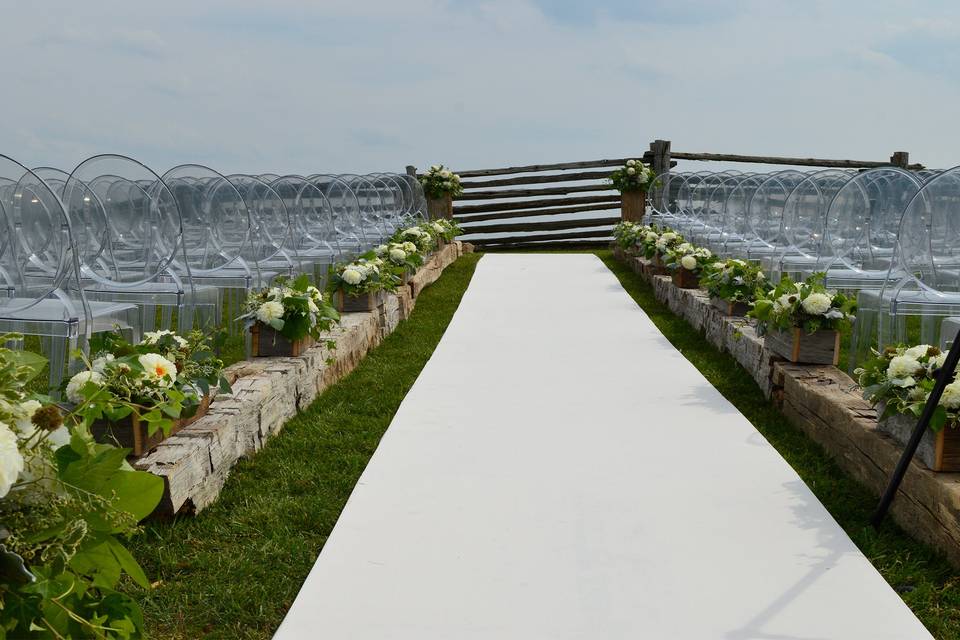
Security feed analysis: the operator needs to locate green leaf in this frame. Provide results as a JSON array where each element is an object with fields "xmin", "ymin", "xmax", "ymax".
[{"xmin": 106, "ymin": 536, "xmax": 150, "ymax": 589}]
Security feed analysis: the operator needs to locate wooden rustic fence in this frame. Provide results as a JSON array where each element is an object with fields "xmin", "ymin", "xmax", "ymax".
[{"xmin": 409, "ymin": 140, "xmax": 922, "ymax": 251}]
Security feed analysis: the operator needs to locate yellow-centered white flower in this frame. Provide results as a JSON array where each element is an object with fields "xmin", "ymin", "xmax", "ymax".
[{"xmin": 139, "ymin": 353, "xmax": 177, "ymax": 386}]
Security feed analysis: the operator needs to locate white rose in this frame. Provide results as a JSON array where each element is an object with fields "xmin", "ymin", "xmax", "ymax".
[
  {"xmin": 341, "ymin": 268, "xmax": 363, "ymax": 285},
  {"xmin": 680, "ymin": 255, "xmax": 697, "ymax": 271},
  {"xmin": 800, "ymin": 292, "xmax": 832, "ymax": 316},
  {"xmin": 66, "ymin": 370, "xmax": 104, "ymax": 404},
  {"xmin": 941, "ymin": 380, "xmax": 960, "ymax": 409},
  {"xmin": 626, "ymin": 167, "xmax": 636, "ymax": 175},
  {"xmin": 0, "ymin": 422, "xmax": 23, "ymax": 498},
  {"xmin": 626, "ymin": 159, "xmax": 636, "ymax": 167},
  {"xmin": 440, "ymin": 169, "xmax": 451, "ymax": 178},
  {"xmin": 887, "ymin": 355, "xmax": 922, "ymax": 380},
  {"xmin": 256, "ymin": 300, "xmax": 285, "ymax": 324},
  {"xmin": 389, "ymin": 248, "xmax": 407, "ymax": 263},
  {"xmin": 905, "ymin": 345, "xmax": 933, "ymax": 359}
]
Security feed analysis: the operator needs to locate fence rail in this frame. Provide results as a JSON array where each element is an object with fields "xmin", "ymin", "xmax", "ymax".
[{"xmin": 409, "ymin": 140, "xmax": 924, "ymax": 251}]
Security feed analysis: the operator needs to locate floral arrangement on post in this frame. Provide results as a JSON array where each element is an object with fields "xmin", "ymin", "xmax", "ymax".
[
  {"xmin": 701, "ymin": 258, "xmax": 766, "ymax": 304},
  {"xmin": 748, "ymin": 273, "xmax": 856, "ymax": 335},
  {"xmin": 608, "ymin": 159, "xmax": 658, "ymax": 193},
  {"xmin": 419, "ymin": 164, "xmax": 463, "ymax": 199},
  {"xmin": 240, "ymin": 275, "xmax": 339, "ymax": 345},
  {"xmin": 856, "ymin": 344, "xmax": 955, "ymax": 429},
  {"xmin": 0, "ymin": 336, "xmax": 164, "ymax": 637}
]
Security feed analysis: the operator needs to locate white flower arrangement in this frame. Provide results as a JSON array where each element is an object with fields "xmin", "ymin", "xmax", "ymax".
[
  {"xmin": 609, "ymin": 159, "xmax": 658, "ymax": 193},
  {"xmin": 749, "ymin": 273, "xmax": 856, "ymax": 334},
  {"xmin": 240, "ymin": 275, "xmax": 339, "ymax": 341},
  {"xmin": 664, "ymin": 241, "xmax": 713, "ymax": 273},
  {"xmin": 419, "ymin": 164, "xmax": 463, "ymax": 198},
  {"xmin": 330, "ymin": 253, "xmax": 401, "ymax": 298}
]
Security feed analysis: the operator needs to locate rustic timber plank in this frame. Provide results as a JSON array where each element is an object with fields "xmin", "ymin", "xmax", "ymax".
[
  {"xmin": 455, "ymin": 202, "xmax": 619, "ymax": 224},
  {"xmin": 454, "ymin": 195, "xmax": 620, "ymax": 215},
  {"xmin": 460, "ymin": 216, "xmax": 620, "ymax": 235},
  {"xmin": 453, "ymin": 155, "xmax": 654, "ymax": 178},
  {"xmin": 456, "ymin": 184, "xmax": 614, "ymax": 201},
  {"xmin": 459, "ymin": 170, "xmax": 615, "ymax": 188}
]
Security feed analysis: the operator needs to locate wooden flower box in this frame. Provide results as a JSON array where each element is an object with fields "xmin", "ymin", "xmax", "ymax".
[
  {"xmin": 764, "ymin": 327, "xmax": 839, "ymax": 365},
  {"xmin": 92, "ymin": 394, "xmax": 212, "ymax": 458},
  {"xmin": 251, "ymin": 324, "xmax": 314, "ymax": 357},
  {"xmin": 335, "ymin": 289, "xmax": 386, "ymax": 313},
  {"xmin": 672, "ymin": 268, "xmax": 700, "ymax": 289},
  {"xmin": 710, "ymin": 296, "xmax": 751, "ymax": 316},
  {"xmin": 652, "ymin": 254, "xmax": 669, "ymax": 275},
  {"xmin": 878, "ymin": 410, "xmax": 960, "ymax": 472},
  {"xmin": 427, "ymin": 195, "xmax": 453, "ymax": 220},
  {"xmin": 621, "ymin": 190, "xmax": 646, "ymax": 223}
]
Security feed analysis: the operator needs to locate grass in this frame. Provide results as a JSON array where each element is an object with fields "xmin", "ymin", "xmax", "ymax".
[
  {"xmin": 598, "ymin": 249, "xmax": 960, "ymax": 639},
  {"xmin": 127, "ymin": 253, "xmax": 482, "ymax": 639}
]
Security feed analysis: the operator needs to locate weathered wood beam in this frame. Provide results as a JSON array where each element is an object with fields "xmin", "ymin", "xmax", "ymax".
[
  {"xmin": 672, "ymin": 151, "xmax": 925, "ymax": 170},
  {"xmin": 456, "ymin": 183, "xmax": 614, "ymax": 201},
  {"xmin": 460, "ymin": 216, "xmax": 620, "ymax": 235},
  {"xmin": 454, "ymin": 154, "xmax": 654, "ymax": 178},
  {"xmin": 456, "ymin": 202, "xmax": 619, "ymax": 224},
  {"xmin": 454, "ymin": 194, "xmax": 620, "ymax": 215},
  {"xmin": 471, "ymin": 229, "xmax": 615, "ymax": 245},
  {"xmin": 459, "ymin": 170, "xmax": 615, "ymax": 189},
  {"xmin": 480, "ymin": 239, "xmax": 610, "ymax": 251}
]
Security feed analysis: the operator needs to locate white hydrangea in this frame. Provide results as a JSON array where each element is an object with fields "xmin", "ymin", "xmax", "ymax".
[
  {"xmin": 374, "ymin": 244, "xmax": 388, "ymax": 256},
  {"xmin": 661, "ymin": 232, "xmax": 677, "ymax": 242},
  {"xmin": 402, "ymin": 241, "xmax": 417, "ymax": 253},
  {"xmin": 431, "ymin": 222, "xmax": 444, "ymax": 233},
  {"xmin": 138, "ymin": 353, "xmax": 177, "ymax": 387},
  {"xmin": 905, "ymin": 344, "xmax": 933, "ymax": 359},
  {"xmin": 626, "ymin": 167, "xmax": 636, "ymax": 175},
  {"xmin": 0, "ymin": 422, "xmax": 23, "ymax": 498},
  {"xmin": 403, "ymin": 228, "xmax": 422, "ymax": 238},
  {"xmin": 680, "ymin": 255, "xmax": 697, "ymax": 270},
  {"xmin": 389, "ymin": 248, "xmax": 406, "ymax": 263},
  {"xmin": 677, "ymin": 242, "xmax": 692, "ymax": 253},
  {"xmin": 645, "ymin": 232, "xmax": 658, "ymax": 242},
  {"xmin": 92, "ymin": 353, "xmax": 115, "ymax": 373},
  {"xmin": 887, "ymin": 355, "xmax": 922, "ymax": 380},
  {"xmin": 66, "ymin": 370, "xmax": 104, "ymax": 404},
  {"xmin": 800, "ymin": 292, "xmax": 832, "ymax": 316},
  {"xmin": 941, "ymin": 380, "xmax": 960, "ymax": 409},
  {"xmin": 142, "ymin": 330, "xmax": 188, "ymax": 349},
  {"xmin": 626, "ymin": 159, "xmax": 636, "ymax": 167},
  {"xmin": 341, "ymin": 268, "xmax": 364, "ymax": 285},
  {"xmin": 256, "ymin": 300, "xmax": 285, "ymax": 324}
]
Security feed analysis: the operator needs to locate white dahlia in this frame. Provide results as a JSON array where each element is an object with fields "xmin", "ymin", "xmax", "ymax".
[
  {"xmin": 680, "ymin": 255, "xmax": 697, "ymax": 271},
  {"xmin": 887, "ymin": 355, "xmax": 922, "ymax": 380},
  {"xmin": 341, "ymin": 268, "xmax": 364, "ymax": 285},
  {"xmin": 256, "ymin": 300, "xmax": 285, "ymax": 324},
  {"xmin": 801, "ymin": 292, "xmax": 832, "ymax": 316}
]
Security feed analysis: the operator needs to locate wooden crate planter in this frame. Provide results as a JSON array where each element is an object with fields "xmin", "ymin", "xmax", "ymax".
[
  {"xmin": 335, "ymin": 289, "xmax": 386, "ymax": 313},
  {"xmin": 427, "ymin": 195, "xmax": 453, "ymax": 220},
  {"xmin": 651, "ymin": 254, "xmax": 669, "ymax": 275},
  {"xmin": 764, "ymin": 328, "xmax": 839, "ymax": 365},
  {"xmin": 671, "ymin": 268, "xmax": 700, "ymax": 289},
  {"xmin": 621, "ymin": 190, "xmax": 646, "ymax": 222},
  {"xmin": 92, "ymin": 395, "xmax": 212, "ymax": 457},
  {"xmin": 710, "ymin": 297, "xmax": 751, "ymax": 316},
  {"xmin": 251, "ymin": 324, "xmax": 314, "ymax": 357},
  {"xmin": 878, "ymin": 410, "xmax": 960, "ymax": 472}
]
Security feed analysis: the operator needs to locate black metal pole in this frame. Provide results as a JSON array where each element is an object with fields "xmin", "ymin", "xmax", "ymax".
[{"xmin": 871, "ymin": 329, "xmax": 960, "ymax": 527}]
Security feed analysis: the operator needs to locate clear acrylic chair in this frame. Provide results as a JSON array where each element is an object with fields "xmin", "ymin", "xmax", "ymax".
[
  {"xmin": 745, "ymin": 170, "xmax": 807, "ymax": 269},
  {"xmin": 718, "ymin": 174, "xmax": 765, "ymax": 259},
  {"xmin": 309, "ymin": 174, "xmax": 368, "ymax": 258},
  {"xmin": 61, "ymin": 155, "xmax": 221, "ymax": 335},
  {"xmin": 272, "ymin": 175, "xmax": 343, "ymax": 287},
  {"xmin": 772, "ymin": 169, "xmax": 853, "ymax": 280},
  {"xmin": 0, "ymin": 155, "xmax": 139, "ymax": 394}
]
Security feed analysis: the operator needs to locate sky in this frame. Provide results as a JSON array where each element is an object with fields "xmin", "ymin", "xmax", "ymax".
[{"xmin": 2, "ymin": 0, "xmax": 959, "ymax": 176}]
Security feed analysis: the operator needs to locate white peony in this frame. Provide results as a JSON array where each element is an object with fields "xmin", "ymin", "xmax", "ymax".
[
  {"xmin": 389, "ymin": 248, "xmax": 407, "ymax": 263},
  {"xmin": 887, "ymin": 355, "xmax": 922, "ymax": 380},
  {"xmin": 626, "ymin": 167, "xmax": 636, "ymax": 175},
  {"xmin": 66, "ymin": 370, "xmax": 104, "ymax": 404},
  {"xmin": 138, "ymin": 353, "xmax": 177, "ymax": 386},
  {"xmin": 256, "ymin": 300, "xmax": 285, "ymax": 324},
  {"xmin": 905, "ymin": 344, "xmax": 934, "ymax": 359},
  {"xmin": 0, "ymin": 422, "xmax": 23, "ymax": 498},
  {"xmin": 800, "ymin": 292, "xmax": 832, "ymax": 316},
  {"xmin": 626, "ymin": 159, "xmax": 636, "ymax": 167},
  {"xmin": 440, "ymin": 169, "xmax": 451, "ymax": 178},
  {"xmin": 341, "ymin": 268, "xmax": 364, "ymax": 285},
  {"xmin": 92, "ymin": 353, "xmax": 115, "ymax": 373},
  {"xmin": 941, "ymin": 380, "xmax": 960, "ymax": 409},
  {"xmin": 680, "ymin": 255, "xmax": 697, "ymax": 271}
]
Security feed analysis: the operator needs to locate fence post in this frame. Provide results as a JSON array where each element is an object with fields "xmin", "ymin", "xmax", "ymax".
[
  {"xmin": 406, "ymin": 165, "xmax": 417, "ymax": 176},
  {"xmin": 890, "ymin": 151, "xmax": 909, "ymax": 169},
  {"xmin": 649, "ymin": 139, "xmax": 672, "ymax": 212}
]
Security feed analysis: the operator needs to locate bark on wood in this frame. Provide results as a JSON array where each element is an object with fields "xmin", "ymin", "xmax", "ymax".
[
  {"xmin": 460, "ymin": 216, "xmax": 620, "ymax": 235},
  {"xmin": 453, "ymin": 155, "xmax": 655, "ymax": 178},
  {"xmin": 671, "ymin": 151, "xmax": 924, "ymax": 170},
  {"xmin": 453, "ymin": 195, "xmax": 620, "ymax": 215},
  {"xmin": 472, "ymin": 229, "xmax": 615, "ymax": 245},
  {"xmin": 455, "ymin": 202, "xmax": 620, "ymax": 224},
  {"xmin": 456, "ymin": 184, "xmax": 614, "ymax": 201},
  {"xmin": 459, "ymin": 170, "xmax": 615, "ymax": 189}
]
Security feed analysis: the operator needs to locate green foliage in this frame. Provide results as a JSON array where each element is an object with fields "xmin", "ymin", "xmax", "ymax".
[
  {"xmin": 239, "ymin": 276, "xmax": 340, "ymax": 341},
  {"xmin": 700, "ymin": 258, "xmax": 768, "ymax": 303},
  {"xmin": 748, "ymin": 272, "xmax": 856, "ymax": 335}
]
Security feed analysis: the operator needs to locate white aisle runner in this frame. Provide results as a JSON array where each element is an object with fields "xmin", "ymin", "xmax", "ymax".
[{"xmin": 275, "ymin": 254, "xmax": 931, "ymax": 639}]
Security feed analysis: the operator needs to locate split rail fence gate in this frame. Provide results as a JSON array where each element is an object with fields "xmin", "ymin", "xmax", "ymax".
[{"xmin": 408, "ymin": 140, "xmax": 922, "ymax": 251}]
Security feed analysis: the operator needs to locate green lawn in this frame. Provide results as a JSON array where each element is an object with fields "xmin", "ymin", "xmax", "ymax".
[
  {"xmin": 599, "ymin": 249, "xmax": 960, "ymax": 639},
  {"xmin": 127, "ymin": 253, "xmax": 482, "ymax": 639}
]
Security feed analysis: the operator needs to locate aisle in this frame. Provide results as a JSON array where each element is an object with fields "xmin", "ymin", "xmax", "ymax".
[{"xmin": 275, "ymin": 254, "xmax": 931, "ymax": 639}]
